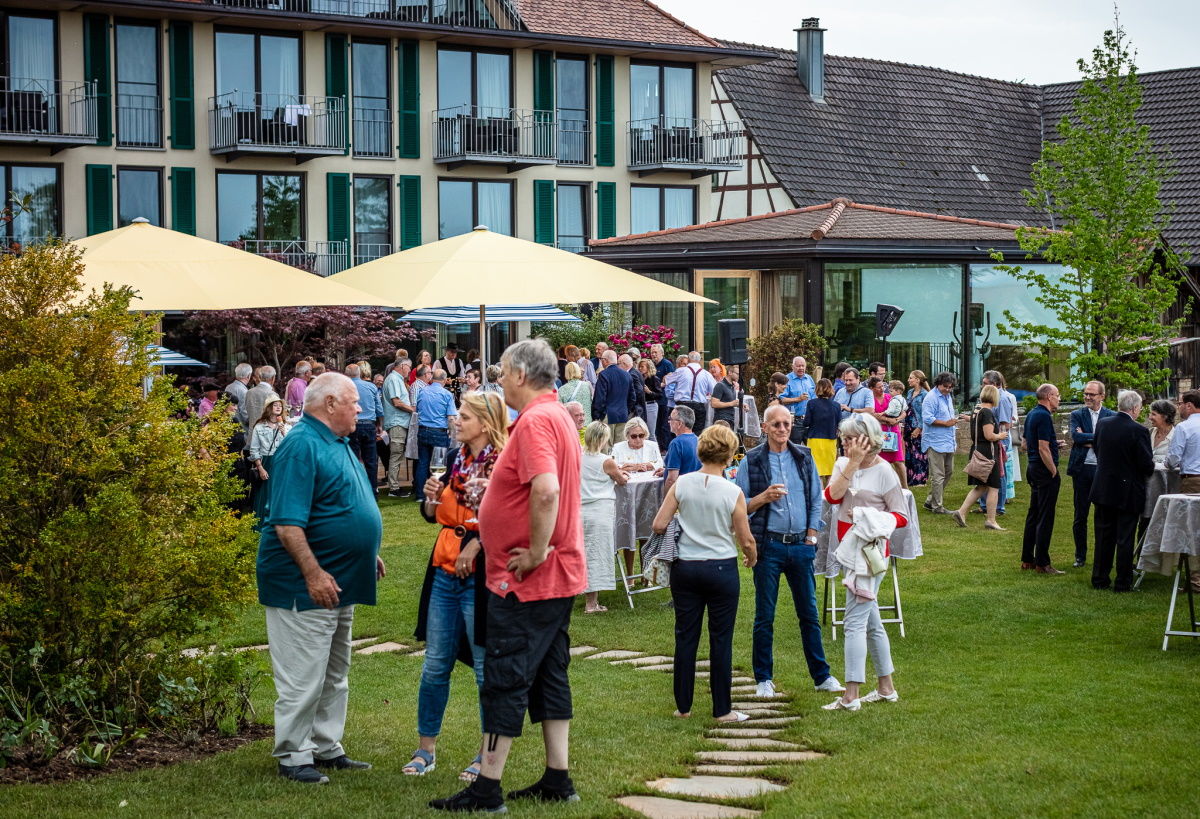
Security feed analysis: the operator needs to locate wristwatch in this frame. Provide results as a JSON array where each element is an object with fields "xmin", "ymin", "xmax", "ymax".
[{"xmin": 804, "ymin": 535, "xmax": 818, "ymax": 545}]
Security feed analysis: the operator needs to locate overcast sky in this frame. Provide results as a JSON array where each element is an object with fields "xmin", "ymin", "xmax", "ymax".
[{"xmin": 652, "ymin": 0, "xmax": 1199, "ymax": 84}]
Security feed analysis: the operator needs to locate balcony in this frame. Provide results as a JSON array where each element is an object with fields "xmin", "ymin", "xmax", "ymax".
[
  {"xmin": 353, "ymin": 108, "xmax": 392, "ymax": 158},
  {"xmin": 209, "ymin": 92, "xmax": 346, "ymax": 162},
  {"xmin": 228, "ymin": 239, "xmax": 350, "ymax": 277},
  {"xmin": 0, "ymin": 78, "xmax": 97, "ymax": 151},
  {"xmin": 354, "ymin": 243, "xmax": 392, "ymax": 265},
  {"xmin": 212, "ymin": 0, "xmax": 524, "ymax": 30},
  {"xmin": 557, "ymin": 115, "xmax": 590, "ymax": 167},
  {"xmin": 116, "ymin": 93, "xmax": 162, "ymax": 148},
  {"xmin": 433, "ymin": 106, "xmax": 556, "ymax": 171},
  {"xmin": 627, "ymin": 117, "xmax": 745, "ymax": 177}
]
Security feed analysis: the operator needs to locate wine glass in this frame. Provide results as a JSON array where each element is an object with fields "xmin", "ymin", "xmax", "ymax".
[
  {"xmin": 463, "ymin": 462, "xmax": 487, "ymax": 524},
  {"xmin": 428, "ymin": 447, "xmax": 448, "ymax": 504}
]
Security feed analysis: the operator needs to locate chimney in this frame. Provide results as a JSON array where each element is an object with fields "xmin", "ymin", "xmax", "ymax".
[{"xmin": 796, "ymin": 18, "xmax": 826, "ymax": 103}]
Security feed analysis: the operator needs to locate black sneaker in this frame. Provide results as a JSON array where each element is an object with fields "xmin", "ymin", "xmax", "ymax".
[
  {"xmin": 278, "ymin": 763, "xmax": 330, "ymax": 784},
  {"xmin": 313, "ymin": 754, "xmax": 372, "ymax": 770},
  {"xmin": 429, "ymin": 786, "xmax": 508, "ymax": 813},
  {"xmin": 507, "ymin": 779, "xmax": 581, "ymax": 803}
]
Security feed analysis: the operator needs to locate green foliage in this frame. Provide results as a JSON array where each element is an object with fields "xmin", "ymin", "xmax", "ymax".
[
  {"xmin": 0, "ymin": 243, "xmax": 259, "ymax": 767},
  {"xmin": 532, "ymin": 303, "xmax": 628, "ymax": 352},
  {"xmin": 745, "ymin": 318, "xmax": 826, "ymax": 409},
  {"xmin": 992, "ymin": 21, "xmax": 1189, "ymax": 393}
]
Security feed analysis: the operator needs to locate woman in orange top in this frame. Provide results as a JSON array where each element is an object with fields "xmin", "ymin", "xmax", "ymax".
[{"xmin": 405, "ymin": 390, "xmax": 508, "ymax": 779}]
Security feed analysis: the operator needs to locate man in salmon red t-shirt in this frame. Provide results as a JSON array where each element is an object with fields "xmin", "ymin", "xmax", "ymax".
[{"xmin": 430, "ymin": 340, "xmax": 585, "ymax": 814}]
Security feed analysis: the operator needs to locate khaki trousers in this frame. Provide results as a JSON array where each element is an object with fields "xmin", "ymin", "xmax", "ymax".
[
  {"xmin": 606, "ymin": 420, "xmax": 626, "ymax": 446},
  {"xmin": 386, "ymin": 425, "xmax": 410, "ymax": 491},
  {"xmin": 925, "ymin": 449, "xmax": 955, "ymax": 510},
  {"xmin": 1181, "ymin": 475, "xmax": 1200, "ymax": 495},
  {"xmin": 265, "ymin": 604, "xmax": 355, "ymax": 766}
]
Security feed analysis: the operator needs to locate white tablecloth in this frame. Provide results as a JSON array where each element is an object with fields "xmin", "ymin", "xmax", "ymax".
[
  {"xmin": 816, "ymin": 488, "xmax": 924, "ymax": 578},
  {"xmin": 1137, "ymin": 493, "xmax": 1200, "ymax": 576},
  {"xmin": 613, "ymin": 471, "xmax": 663, "ymax": 552},
  {"xmin": 1143, "ymin": 466, "xmax": 1182, "ymax": 518}
]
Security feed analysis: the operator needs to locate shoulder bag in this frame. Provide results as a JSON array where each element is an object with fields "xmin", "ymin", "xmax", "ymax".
[{"xmin": 962, "ymin": 411, "xmax": 995, "ymax": 481}]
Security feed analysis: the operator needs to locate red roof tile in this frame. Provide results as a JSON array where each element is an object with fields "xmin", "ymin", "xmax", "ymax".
[{"xmin": 515, "ymin": 0, "xmax": 719, "ymax": 48}]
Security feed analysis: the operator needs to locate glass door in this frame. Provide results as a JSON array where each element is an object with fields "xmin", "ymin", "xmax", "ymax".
[{"xmin": 698, "ymin": 270, "xmax": 757, "ymax": 358}]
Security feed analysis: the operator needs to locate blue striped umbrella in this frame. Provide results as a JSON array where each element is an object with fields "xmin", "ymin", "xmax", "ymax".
[
  {"xmin": 148, "ymin": 344, "xmax": 206, "ymax": 367},
  {"xmin": 400, "ymin": 304, "xmax": 581, "ymax": 324}
]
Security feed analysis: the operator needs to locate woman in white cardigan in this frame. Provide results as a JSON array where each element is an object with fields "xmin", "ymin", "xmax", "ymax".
[{"xmin": 610, "ymin": 417, "xmax": 664, "ymax": 473}]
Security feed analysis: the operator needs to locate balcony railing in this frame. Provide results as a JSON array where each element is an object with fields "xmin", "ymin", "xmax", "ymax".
[
  {"xmin": 228, "ymin": 239, "xmax": 350, "ymax": 277},
  {"xmin": 0, "ymin": 77, "xmax": 97, "ymax": 147},
  {"xmin": 209, "ymin": 92, "xmax": 346, "ymax": 160},
  {"xmin": 353, "ymin": 107, "xmax": 392, "ymax": 158},
  {"xmin": 557, "ymin": 115, "xmax": 590, "ymax": 166},
  {"xmin": 354, "ymin": 243, "xmax": 392, "ymax": 265},
  {"xmin": 212, "ymin": 0, "xmax": 524, "ymax": 30},
  {"xmin": 116, "ymin": 92, "xmax": 162, "ymax": 148},
  {"xmin": 627, "ymin": 117, "xmax": 745, "ymax": 176},
  {"xmin": 433, "ymin": 105, "xmax": 556, "ymax": 171}
]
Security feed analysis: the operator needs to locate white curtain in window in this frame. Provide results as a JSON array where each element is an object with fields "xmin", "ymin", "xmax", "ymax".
[
  {"xmin": 261, "ymin": 36, "xmax": 300, "ymax": 105},
  {"xmin": 663, "ymin": 188, "xmax": 694, "ymax": 230},
  {"xmin": 476, "ymin": 53, "xmax": 510, "ymax": 114},
  {"xmin": 477, "ymin": 182, "xmax": 512, "ymax": 236}
]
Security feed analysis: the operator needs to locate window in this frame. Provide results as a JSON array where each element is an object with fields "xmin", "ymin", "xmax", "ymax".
[
  {"xmin": 216, "ymin": 172, "xmax": 303, "ymax": 244},
  {"xmin": 214, "ymin": 31, "xmax": 300, "ymax": 105},
  {"xmin": 117, "ymin": 167, "xmax": 162, "ymax": 226},
  {"xmin": 630, "ymin": 62, "xmax": 694, "ymax": 124},
  {"xmin": 633, "ymin": 271, "xmax": 693, "ymax": 349},
  {"xmin": 438, "ymin": 179, "xmax": 512, "ymax": 239},
  {"xmin": 437, "ymin": 48, "xmax": 511, "ymax": 113},
  {"xmin": 556, "ymin": 55, "xmax": 588, "ymax": 165},
  {"xmin": 1, "ymin": 13, "xmax": 57, "ymax": 132},
  {"xmin": 115, "ymin": 22, "xmax": 161, "ymax": 147},
  {"xmin": 352, "ymin": 39, "xmax": 390, "ymax": 157},
  {"xmin": 1, "ymin": 164, "xmax": 59, "ymax": 246},
  {"xmin": 630, "ymin": 185, "xmax": 695, "ymax": 234},
  {"xmin": 353, "ymin": 175, "xmax": 391, "ymax": 263},
  {"xmin": 556, "ymin": 183, "xmax": 587, "ymax": 252}
]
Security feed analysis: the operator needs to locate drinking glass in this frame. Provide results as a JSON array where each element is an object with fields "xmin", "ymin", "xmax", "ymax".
[{"xmin": 428, "ymin": 447, "xmax": 448, "ymax": 504}]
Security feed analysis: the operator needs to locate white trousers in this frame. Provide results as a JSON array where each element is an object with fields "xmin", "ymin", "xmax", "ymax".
[
  {"xmin": 265, "ymin": 604, "xmax": 355, "ymax": 766},
  {"xmin": 842, "ymin": 575, "xmax": 894, "ymax": 685}
]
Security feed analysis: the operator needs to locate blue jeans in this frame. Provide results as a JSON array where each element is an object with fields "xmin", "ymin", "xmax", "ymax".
[
  {"xmin": 417, "ymin": 569, "xmax": 485, "ymax": 738},
  {"xmin": 751, "ymin": 539, "xmax": 831, "ymax": 685},
  {"xmin": 415, "ymin": 426, "xmax": 451, "ymax": 495},
  {"xmin": 349, "ymin": 420, "xmax": 378, "ymax": 488}
]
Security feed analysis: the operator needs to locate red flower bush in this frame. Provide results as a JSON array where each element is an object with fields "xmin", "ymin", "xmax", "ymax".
[{"xmin": 607, "ymin": 324, "xmax": 683, "ymax": 355}]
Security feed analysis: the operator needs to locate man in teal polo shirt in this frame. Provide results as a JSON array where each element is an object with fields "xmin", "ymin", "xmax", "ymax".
[{"xmin": 257, "ymin": 372, "xmax": 385, "ymax": 785}]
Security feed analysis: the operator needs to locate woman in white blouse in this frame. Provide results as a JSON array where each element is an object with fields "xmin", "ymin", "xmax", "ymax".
[
  {"xmin": 610, "ymin": 417, "xmax": 664, "ymax": 473},
  {"xmin": 1147, "ymin": 399, "xmax": 1176, "ymax": 464},
  {"xmin": 248, "ymin": 393, "xmax": 288, "ymax": 526},
  {"xmin": 652, "ymin": 424, "xmax": 756, "ymax": 723},
  {"xmin": 580, "ymin": 421, "xmax": 628, "ymax": 614}
]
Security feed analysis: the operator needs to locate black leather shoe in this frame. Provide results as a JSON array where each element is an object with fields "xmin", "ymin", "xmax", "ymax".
[
  {"xmin": 278, "ymin": 763, "xmax": 330, "ymax": 784},
  {"xmin": 429, "ymin": 785, "xmax": 507, "ymax": 813},
  {"xmin": 313, "ymin": 754, "xmax": 372, "ymax": 770},
  {"xmin": 507, "ymin": 779, "xmax": 581, "ymax": 803}
]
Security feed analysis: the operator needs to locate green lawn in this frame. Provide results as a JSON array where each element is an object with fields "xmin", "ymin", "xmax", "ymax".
[{"xmin": 3, "ymin": 478, "xmax": 1200, "ymax": 818}]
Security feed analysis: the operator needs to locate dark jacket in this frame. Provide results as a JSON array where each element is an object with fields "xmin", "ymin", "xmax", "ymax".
[
  {"xmin": 592, "ymin": 365, "xmax": 636, "ymax": 423},
  {"xmin": 743, "ymin": 441, "xmax": 817, "ymax": 543},
  {"xmin": 1089, "ymin": 412, "xmax": 1154, "ymax": 514},
  {"xmin": 629, "ymin": 367, "xmax": 648, "ymax": 420},
  {"xmin": 1067, "ymin": 406, "xmax": 1117, "ymax": 476}
]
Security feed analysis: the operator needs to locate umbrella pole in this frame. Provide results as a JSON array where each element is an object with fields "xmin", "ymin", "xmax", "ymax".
[{"xmin": 479, "ymin": 304, "xmax": 487, "ymax": 384}]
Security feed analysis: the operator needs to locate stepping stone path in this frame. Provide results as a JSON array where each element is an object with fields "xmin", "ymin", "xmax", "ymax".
[
  {"xmin": 355, "ymin": 641, "xmax": 410, "ymax": 655},
  {"xmin": 591, "ymin": 644, "xmax": 828, "ymax": 817}
]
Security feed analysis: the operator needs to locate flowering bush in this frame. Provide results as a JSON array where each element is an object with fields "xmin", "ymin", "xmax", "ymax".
[{"xmin": 607, "ymin": 324, "xmax": 683, "ymax": 355}]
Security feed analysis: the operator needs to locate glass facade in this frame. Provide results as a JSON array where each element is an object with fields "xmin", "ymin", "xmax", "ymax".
[
  {"xmin": 702, "ymin": 275, "xmax": 750, "ymax": 357},
  {"xmin": 632, "ymin": 270, "xmax": 693, "ymax": 351},
  {"xmin": 117, "ymin": 168, "xmax": 161, "ymax": 227}
]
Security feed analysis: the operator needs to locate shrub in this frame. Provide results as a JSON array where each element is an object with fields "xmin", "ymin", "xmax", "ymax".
[
  {"xmin": 607, "ymin": 324, "xmax": 683, "ymax": 356},
  {"xmin": 744, "ymin": 318, "xmax": 827, "ymax": 410},
  {"xmin": 0, "ymin": 243, "xmax": 260, "ymax": 767},
  {"xmin": 532, "ymin": 303, "xmax": 628, "ymax": 353}
]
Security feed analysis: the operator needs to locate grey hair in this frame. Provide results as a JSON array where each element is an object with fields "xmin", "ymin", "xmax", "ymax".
[
  {"xmin": 601, "ymin": 349, "xmax": 618, "ymax": 364},
  {"xmin": 583, "ymin": 420, "xmax": 611, "ymax": 454},
  {"xmin": 624, "ymin": 416, "xmax": 649, "ymax": 439},
  {"xmin": 1149, "ymin": 398, "xmax": 1176, "ymax": 425},
  {"xmin": 304, "ymin": 372, "xmax": 356, "ymax": 409},
  {"xmin": 838, "ymin": 412, "xmax": 885, "ymax": 455},
  {"xmin": 395, "ymin": 357, "xmax": 412, "ymax": 369},
  {"xmin": 294, "ymin": 361, "xmax": 312, "ymax": 376},
  {"xmin": 651, "ymin": 343, "xmax": 665, "ymax": 355},
  {"xmin": 688, "ymin": 350, "xmax": 702, "ymax": 363},
  {"xmin": 564, "ymin": 400, "xmax": 584, "ymax": 414},
  {"xmin": 234, "ymin": 362, "xmax": 252, "ymax": 379},
  {"xmin": 793, "ymin": 356, "xmax": 807, "ymax": 366},
  {"xmin": 501, "ymin": 339, "xmax": 558, "ymax": 389},
  {"xmin": 672, "ymin": 405, "xmax": 695, "ymax": 429},
  {"xmin": 1116, "ymin": 389, "xmax": 1142, "ymax": 414},
  {"xmin": 981, "ymin": 369, "xmax": 1004, "ymax": 387},
  {"xmin": 256, "ymin": 365, "xmax": 276, "ymax": 381},
  {"xmin": 1086, "ymin": 379, "xmax": 1107, "ymax": 397},
  {"xmin": 1035, "ymin": 383, "xmax": 1058, "ymax": 400},
  {"xmin": 485, "ymin": 364, "xmax": 502, "ymax": 382},
  {"xmin": 431, "ymin": 368, "xmax": 447, "ymax": 382},
  {"xmin": 344, "ymin": 363, "xmax": 361, "ymax": 378}
]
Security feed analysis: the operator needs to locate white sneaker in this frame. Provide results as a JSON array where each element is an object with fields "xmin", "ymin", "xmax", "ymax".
[
  {"xmin": 814, "ymin": 675, "xmax": 846, "ymax": 693},
  {"xmin": 861, "ymin": 689, "xmax": 899, "ymax": 704},
  {"xmin": 821, "ymin": 696, "xmax": 861, "ymax": 711},
  {"xmin": 755, "ymin": 680, "xmax": 777, "ymax": 698}
]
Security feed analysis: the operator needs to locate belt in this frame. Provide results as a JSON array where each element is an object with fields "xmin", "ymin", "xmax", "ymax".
[
  {"xmin": 766, "ymin": 531, "xmax": 808, "ymax": 544},
  {"xmin": 1182, "ymin": 474, "xmax": 1200, "ymax": 479}
]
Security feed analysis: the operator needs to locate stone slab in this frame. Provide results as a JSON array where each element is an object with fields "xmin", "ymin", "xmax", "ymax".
[
  {"xmin": 731, "ymin": 677, "xmax": 755, "ymax": 685},
  {"xmin": 408, "ymin": 649, "xmax": 426, "ymax": 657},
  {"xmin": 743, "ymin": 716, "xmax": 803, "ymax": 727},
  {"xmin": 696, "ymin": 751, "xmax": 827, "ymax": 764},
  {"xmin": 693, "ymin": 765, "xmax": 772, "ymax": 776},
  {"xmin": 232, "ymin": 644, "xmax": 269, "ymax": 652},
  {"xmin": 695, "ymin": 672, "xmax": 710, "ymax": 679},
  {"xmin": 569, "ymin": 645, "xmax": 599, "ymax": 656},
  {"xmin": 355, "ymin": 641, "xmax": 409, "ymax": 655},
  {"xmin": 730, "ymin": 702, "xmax": 787, "ymax": 711},
  {"xmin": 738, "ymin": 709, "xmax": 795, "ymax": 719},
  {"xmin": 611, "ymin": 655, "xmax": 675, "ymax": 666},
  {"xmin": 646, "ymin": 776, "xmax": 786, "ymax": 799},
  {"xmin": 586, "ymin": 650, "xmax": 644, "ymax": 660},
  {"xmin": 614, "ymin": 795, "xmax": 761, "ymax": 818},
  {"xmin": 349, "ymin": 637, "xmax": 379, "ymax": 647},
  {"xmin": 708, "ymin": 737, "xmax": 803, "ymax": 750},
  {"xmin": 639, "ymin": 663, "xmax": 675, "ymax": 672},
  {"xmin": 707, "ymin": 728, "xmax": 781, "ymax": 738}
]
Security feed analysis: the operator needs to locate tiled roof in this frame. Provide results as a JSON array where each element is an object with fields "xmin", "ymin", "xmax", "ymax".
[
  {"xmin": 516, "ymin": 0, "xmax": 718, "ymax": 48},
  {"xmin": 590, "ymin": 199, "xmax": 1024, "ymax": 246}
]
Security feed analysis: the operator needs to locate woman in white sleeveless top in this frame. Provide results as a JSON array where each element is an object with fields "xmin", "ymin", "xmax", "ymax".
[{"xmin": 580, "ymin": 421, "xmax": 628, "ymax": 613}]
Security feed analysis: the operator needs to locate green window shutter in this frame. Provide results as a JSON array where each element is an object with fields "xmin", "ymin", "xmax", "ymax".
[
  {"xmin": 397, "ymin": 40, "xmax": 420, "ymax": 158},
  {"xmin": 533, "ymin": 180, "xmax": 555, "ymax": 245},
  {"xmin": 595, "ymin": 54, "xmax": 614, "ymax": 167},
  {"xmin": 533, "ymin": 51, "xmax": 555, "ymax": 111},
  {"xmin": 325, "ymin": 34, "xmax": 349, "ymax": 156},
  {"xmin": 596, "ymin": 181, "xmax": 616, "ymax": 239},
  {"xmin": 85, "ymin": 165, "xmax": 113, "ymax": 235},
  {"xmin": 327, "ymin": 173, "xmax": 351, "ymax": 268},
  {"xmin": 170, "ymin": 167, "xmax": 196, "ymax": 235},
  {"xmin": 398, "ymin": 175, "xmax": 422, "ymax": 249},
  {"xmin": 83, "ymin": 15, "xmax": 111, "ymax": 146},
  {"xmin": 167, "ymin": 21, "xmax": 194, "ymax": 150}
]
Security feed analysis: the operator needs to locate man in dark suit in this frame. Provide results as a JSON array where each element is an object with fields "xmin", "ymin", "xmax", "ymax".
[
  {"xmin": 1066, "ymin": 381, "xmax": 1116, "ymax": 568},
  {"xmin": 619, "ymin": 353, "xmax": 648, "ymax": 421},
  {"xmin": 1089, "ymin": 390, "xmax": 1154, "ymax": 592},
  {"xmin": 592, "ymin": 349, "xmax": 636, "ymax": 442}
]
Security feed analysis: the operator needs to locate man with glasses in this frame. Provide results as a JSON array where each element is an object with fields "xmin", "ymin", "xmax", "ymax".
[{"xmin": 1067, "ymin": 381, "xmax": 1114, "ymax": 568}]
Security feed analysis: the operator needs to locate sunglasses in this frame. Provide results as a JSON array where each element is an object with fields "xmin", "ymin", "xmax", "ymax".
[{"xmin": 629, "ymin": 433, "xmax": 647, "ymax": 439}]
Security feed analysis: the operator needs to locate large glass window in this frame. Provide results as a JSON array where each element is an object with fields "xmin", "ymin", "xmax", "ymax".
[
  {"xmin": 633, "ymin": 271, "xmax": 694, "ymax": 351},
  {"xmin": 115, "ymin": 23, "xmax": 161, "ymax": 147},
  {"xmin": 352, "ymin": 39, "xmax": 389, "ymax": 158},
  {"xmin": 631, "ymin": 185, "xmax": 695, "ymax": 234},
  {"xmin": 215, "ymin": 31, "xmax": 300, "ymax": 102},
  {"xmin": 630, "ymin": 62, "xmax": 694, "ymax": 123},
  {"xmin": 438, "ymin": 180, "xmax": 512, "ymax": 239},
  {"xmin": 1, "ymin": 164, "xmax": 59, "ymax": 246},
  {"xmin": 702, "ymin": 275, "xmax": 750, "ymax": 358},
  {"xmin": 437, "ymin": 48, "xmax": 510, "ymax": 113},
  {"xmin": 556, "ymin": 183, "xmax": 587, "ymax": 252},
  {"xmin": 117, "ymin": 168, "xmax": 162, "ymax": 227},
  {"xmin": 556, "ymin": 55, "xmax": 588, "ymax": 164},
  {"xmin": 353, "ymin": 175, "xmax": 391, "ymax": 263},
  {"xmin": 3, "ymin": 14, "xmax": 57, "ymax": 132},
  {"xmin": 216, "ymin": 172, "xmax": 302, "ymax": 243}
]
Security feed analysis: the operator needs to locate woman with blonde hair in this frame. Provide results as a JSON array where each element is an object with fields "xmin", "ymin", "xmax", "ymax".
[
  {"xmin": 558, "ymin": 360, "xmax": 593, "ymax": 419},
  {"xmin": 637, "ymin": 357, "xmax": 663, "ymax": 439},
  {"xmin": 653, "ymin": 424, "xmax": 757, "ymax": 722},
  {"xmin": 580, "ymin": 421, "xmax": 629, "ymax": 613},
  {"xmin": 953, "ymin": 384, "xmax": 1007, "ymax": 530},
  {"xmin": 407, "ymin": 390, "xmax": 508, "ymax": 780}
]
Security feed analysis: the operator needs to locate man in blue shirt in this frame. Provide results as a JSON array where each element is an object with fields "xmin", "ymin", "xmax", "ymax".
[
  {"xmin": 1022, "ymin": 383, "xmax": 1065, "ymax": 574},
  {"xmin": 346, "ymin": 363, "xmax": 384, "ymax": 492},
  {"xmin": 921, "ymin": 371, "xmax": 960, "ymax": 514},
  {"xmin": 382, "ymin": 356, "xmax": 415, "ymax": 498},
  {"xmin": 414, "ymin": 369, "xmax": 458, "ymax": 497},
  {"xmin": 832, "ymin": 367, "xmax": 873, "ymax": 421},
  {"xmin": 780, "ymin": 356, "xmax": 817, "ymax": 445},
  {"xmin": 663, "ymin": 405, "xmax": 701, "ymax": 490},
  {"xmin": 734, "ymin": 405, "xmax": 840, "ymax": 699}
]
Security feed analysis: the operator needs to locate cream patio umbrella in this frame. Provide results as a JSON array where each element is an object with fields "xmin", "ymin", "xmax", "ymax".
[
  {"xmin": 71, "ymin": 219, "xmax": 399, "ymax": 310},
  {"xmin": 329, "ymin": 227, "xmax": 712, "ymax": 368}
]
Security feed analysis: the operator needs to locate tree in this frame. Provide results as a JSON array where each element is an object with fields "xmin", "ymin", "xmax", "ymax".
[
  {"xmin": 993, "ymin": 19, "xmax": 1188, "ymax": 394},
  {"xmin": 745, "ymin": 318, "xmax": 826, "ymax": 410}
]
